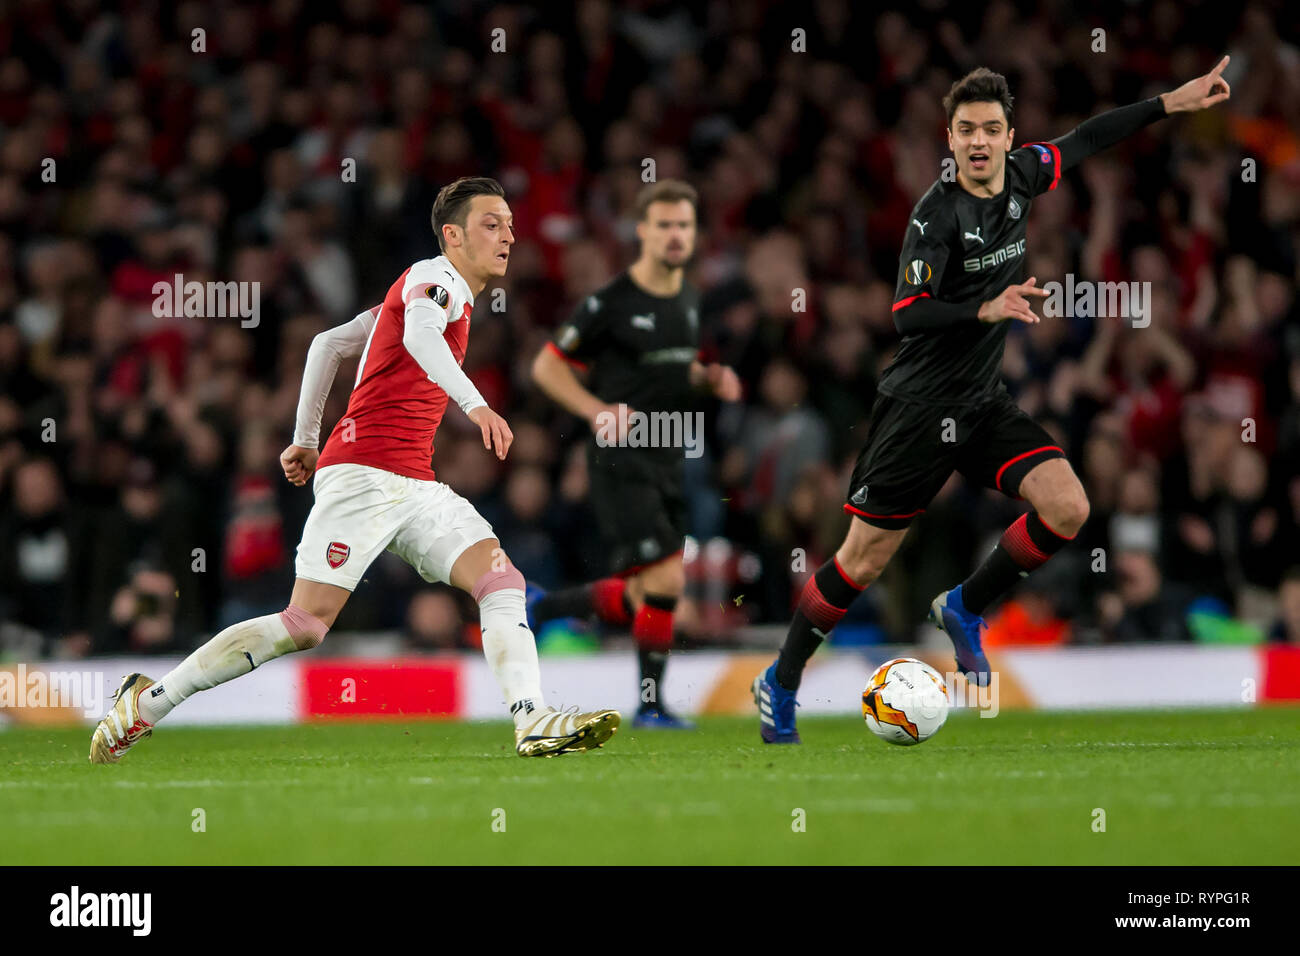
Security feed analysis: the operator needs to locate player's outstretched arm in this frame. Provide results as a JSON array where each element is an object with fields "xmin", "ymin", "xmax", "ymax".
[
  {"xmin": 1050, "ymin": 56, "xmax": 1230, "ymax": 173},
  {"xmin": 284, "ymin": 306, "xmax": 378, "ymax": 485}
]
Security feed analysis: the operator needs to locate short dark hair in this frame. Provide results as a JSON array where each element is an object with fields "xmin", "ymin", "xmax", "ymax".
[
  {"xmin": 635, "ymin": 179, "xmax": 699, "ymax": 221},
  {"xmin": 431, "ymin": 176, "xmax": 506, "ymax": 253},
  {"xmin": 943, "ymin": 67, "xmax": 1014, "ymax": 128}
]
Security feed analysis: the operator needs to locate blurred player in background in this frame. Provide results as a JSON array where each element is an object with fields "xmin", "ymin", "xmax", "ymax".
[
  {"xmin": 755, "ymin": 59, "xmax": 1233, "ymax": 743},
  {"xmin": 530, "ymin": 180, "xmax": 741, "ymax": 728},
  {"xmin": 91, "ymin": 177, "xmax": 621, "ymax": 762}
]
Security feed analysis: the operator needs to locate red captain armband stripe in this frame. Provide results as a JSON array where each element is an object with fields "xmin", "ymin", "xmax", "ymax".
[
  {"xmin": 545, "ymin": 341, "xmax": 588, "ymax": 372},
  {"xmin": 1024, "ymin": 142, "xmax": 1062, "ymax": 191},
  {"xmin": 892, "ymin": 292, "xmax": 932, "ymax": 312}
]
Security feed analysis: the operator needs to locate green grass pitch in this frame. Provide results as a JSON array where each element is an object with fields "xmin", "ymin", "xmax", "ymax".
[{"xmin": 4, "ymin": 708, "xmax": 1298, "ymax": 865}]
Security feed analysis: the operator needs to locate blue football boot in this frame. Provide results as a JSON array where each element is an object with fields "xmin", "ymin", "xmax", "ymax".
[
  {"xmin": 929, "ymin": 584, "xmax": 992, "ymax": 686},
  {"xmin": 752, "ymin": 662, "xmax": 800, "ymax": 744},
  {"xmin": 631, "ymin": 705, "xmax": 696, "ymax": 730}
]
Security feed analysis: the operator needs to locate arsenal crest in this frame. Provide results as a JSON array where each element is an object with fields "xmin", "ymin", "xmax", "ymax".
[{"xmin": 326, "ymin": 541, "xmax": 350, "ymax": 569}]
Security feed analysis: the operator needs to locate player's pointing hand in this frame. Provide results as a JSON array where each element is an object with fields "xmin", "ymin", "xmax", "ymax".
[
  {"xmin": 979, "ymin": 277, "xmax": 1049, "ymax": 325},
  {"xmin": 469, "ymin": 405, "xmax": 513, "ymax": 460},
  {"xmin": 1160, "ymin": 55, "xmax": 1231, "ymax": 113}
]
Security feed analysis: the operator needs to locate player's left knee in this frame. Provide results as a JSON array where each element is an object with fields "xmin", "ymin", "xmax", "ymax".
[
  {"xmin": 279, "ymin": 605, "xmax": 330, "ymax": 650},
  {"xmin": 1046, "ymin": 485, "xmax": 1090, "ymax": 537},
  {"xmin": 471, "ymin": 565, "xmax": 526, "ymax": 603}
]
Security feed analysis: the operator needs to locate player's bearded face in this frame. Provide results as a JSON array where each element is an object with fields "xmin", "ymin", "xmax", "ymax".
[
  {"xmin": 948, "ymin": 102, "xmax": 1014, "ymax": 186},
  {"xmin": 461, "ymin": 196, "xmax": 515, "ymax": 278},
  {"xmin": 641, "ymin": 200, "xmax": 696, "ymax": 269}
]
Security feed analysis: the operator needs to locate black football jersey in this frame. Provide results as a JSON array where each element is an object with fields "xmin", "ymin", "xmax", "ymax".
[
  {"xmin": 550, "ymin": 271, "xmax": 702, "ymax": 471},
  {"xmin": 552, "ymin": 272, "xmax": 700, "ymax": 412},
  {"xmin": 880, "ymin": 142, "xmax": 1063, "ymax": 404}
]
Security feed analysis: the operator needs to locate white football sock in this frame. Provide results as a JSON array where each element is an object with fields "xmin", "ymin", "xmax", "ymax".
[
  {"xmin": 478, "ymin": 588, "xmax": 545, "ymax": 727},
  {"xmin": 140, "ymin": 613, "xmax": 301, "ymax": 724}
]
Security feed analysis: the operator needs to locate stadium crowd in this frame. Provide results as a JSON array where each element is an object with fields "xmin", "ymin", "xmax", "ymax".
[{"xmin": 1, "ymin": 0, "xmax": 1298, "ymax": 658}]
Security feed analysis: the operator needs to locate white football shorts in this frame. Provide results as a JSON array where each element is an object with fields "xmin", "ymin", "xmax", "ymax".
[{"xmin": 295, "ymin": 462, "xmax": 495, "ymax": 590}]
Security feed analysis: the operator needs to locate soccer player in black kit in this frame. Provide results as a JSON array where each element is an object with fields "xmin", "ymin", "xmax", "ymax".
[
  {"xmin": 531, "ymin": 179, "xmax": 741, "ymax": 729},
  {"xmin": 755, "ymin": 59, "xmax": 1233, "ymax": 743}
]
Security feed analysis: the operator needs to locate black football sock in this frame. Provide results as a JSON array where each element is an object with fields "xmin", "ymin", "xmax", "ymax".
[
  {"xmin": 638, "ymin": 648, "xmax": 668, "ymax": 709},
  {"xmin": 634, "ymin": 593, "xmax": 676, "ymax": 709},
  {"xmin": 775, "ymin": 559, "xmax": 864, "ymax": 691},
  {"xmin": 961, "ymin": 512, "xmax": 1073, "ymax": 615}
]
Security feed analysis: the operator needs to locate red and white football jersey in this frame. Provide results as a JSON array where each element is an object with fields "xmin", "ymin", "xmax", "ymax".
[{"xmin": 316, "ymin": 256, "xmax": 474, "ymax": 481}]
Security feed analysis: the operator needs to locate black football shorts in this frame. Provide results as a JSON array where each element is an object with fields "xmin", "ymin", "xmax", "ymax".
[
  {"xmin": 587, "ymin": 449, "xmax": 688, "ymax": 574},
  {"xmin": 845, "ymin": 391, "xmax": 1065, "ymax": 529}
]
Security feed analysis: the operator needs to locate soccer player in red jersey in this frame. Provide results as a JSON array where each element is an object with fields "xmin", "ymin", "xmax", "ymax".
[{"xmin": 91, "ymin": 178, "xmax": 620, "ymax": 762}]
